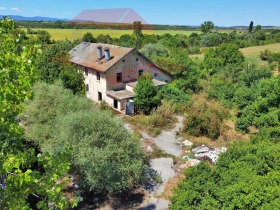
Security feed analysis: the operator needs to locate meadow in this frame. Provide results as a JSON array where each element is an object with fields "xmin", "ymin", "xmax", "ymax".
[{"xmin": 28, "ymin": 28, "xmax": 201, "ymax": 41}]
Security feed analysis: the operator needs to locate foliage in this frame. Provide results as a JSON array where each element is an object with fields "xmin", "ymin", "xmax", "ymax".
[
  {"xmin": 236, "ymin": 75, "xmax": 280, "ymax": 131},
  {"xmin": 158, "ymin": 84, "xmax": 191, "ymax": 112},
  {"xmin": 22, "ymin": 82, "xmax": 145, "ymax": 195},
  {"xmin": 0, "ymin": 17, "xmax": 75, "ymax": 209},
  {"xmin": 201, "ymin": 33, "xmax": 222, "ymax": 47},
  {"xmin": 36, "ymin": 30, "xmax": 52, "ymax": 44},
  {"xmin": 170, "ymin": 139, "xmax": 280, "ymax": 209},
  {"xmin": 156, "ymin": 48, "xmax": 200, "ymax": 92},
  {"xmin": 139, "ymin": 43, "xmax": 168, "ymax": 61},
  {"xmin": 249, "ymin": 21, "xmax": 254, "ymax": 33},
  {"xmin": 82, "ymin": 32, "xmax": 96, "ymax": 43},
  {"xmin": 118, "ymin": 34, "xmax": 136, "ymax": 48},
  {"xmin": 201, "ymin": 21, "xmax": 214, "ymax": 33},
  {"xmin": 34, "ymin": 40, "xmax": 85, "ymax": 94},
  {"xmin": 203, "ymin": 43, "xmax": 245, "ymax": 75},
  {"xmin": 134, "ymin": 73, "xmax": 161, "ymax": 115},
  {"xmin": 184, "ymin": 95, "xmax": 228, "ymax": 140}
]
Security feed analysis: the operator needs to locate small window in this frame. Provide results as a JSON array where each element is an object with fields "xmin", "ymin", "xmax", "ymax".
[
  {"xmin": 122, "ymin": 59, "xmax": 125, "ymax": 63},
  {"xmin": 97, "ymin": 72, "xmax": 100, "ymax": 81},
  {"xmin": 138, "ymin": 69, "xmax": 143, "ymax": 77},
  {"xmin": 116, "ymin": 72, "xmax": 122, "ymax": 83},
  {"xmin": 154, "ymin": 73, "xmax": 158, "ymax": 77},
  {"xmin": 136, "ymin": 58, "xmax": 138, "ymax": 61},
  {"xmin": 84, "ymin": 68, "xmax": 88, "ymax": 76},
  {"xmin": 86, "ymin": 84, "xmax": 89, "ymax": 91}
]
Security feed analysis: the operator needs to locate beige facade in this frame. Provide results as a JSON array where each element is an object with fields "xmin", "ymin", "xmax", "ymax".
[{"xmin": 70, "ymin": 42, "xmax": 172, "ymax": 114}]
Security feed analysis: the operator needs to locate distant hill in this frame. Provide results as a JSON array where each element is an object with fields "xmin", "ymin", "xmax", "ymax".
[
  {"xmin": 71, "ymin": 8, "xmax": 148, "ymax": 24},
  {"xmin": 0, "ymin": 15, "xmax": 68, "ymax": 22}
]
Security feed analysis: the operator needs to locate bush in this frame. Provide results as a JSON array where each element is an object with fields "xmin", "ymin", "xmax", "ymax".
[
  {"xmin": 184, "ymin": 95, "xmax": 228, "ymax": 140},
  {"xmin": 23, "ymin": 82, "xmax": 145, "ymax": 194}
]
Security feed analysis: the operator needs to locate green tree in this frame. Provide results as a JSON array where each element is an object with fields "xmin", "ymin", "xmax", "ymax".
[
  {"xmin": 23, "ymin": 82, "xmax": 145, "ymax": 194},
  {"xmin": 255, "ymin": 24, "xmax": 262, "ymax": 32},
  {"xmin": 133, "ymin": 21, "xmax": 144, "ymax": 48},
  {"xmin": 36, "ymin": 30, "xmax": 52, "ymax": 44},
  {"xmin": 0, "ymin": 17, "xmax": 75, "ymax": 209},
  {"xmin": 203, "ymin": 43, "xmax": 245, "ymax": 75},
  {"xmin": 249, "ymin": 21, "xmax": 254, "ymax": 33},
  {"xmin": 201, "ymin": 21, "xmax": 214, "ymax": 33},
  {"xmin": 139, "ymin": 43, "xmax": 168, "ymax": 60},
  {"xmin": 82, "ymin": 32, "xmax": 96, "ymax": 43},
  {"xmin": 134, "ymin": 73, "xmax": 160, "ymax": 114},
  {"xmin": 34, "ymin": 40, "xmax": 85, "ymax": 94},
  {"xmin": 170, "ymin": 139, "xmax": 280, "ymax": 209}
]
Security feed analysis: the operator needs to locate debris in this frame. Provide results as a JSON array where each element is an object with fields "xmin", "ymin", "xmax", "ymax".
[
  {"xmin": 192, "ymin": 145, "xmax": 227, "ymax": 164},
  {"xmin": 181, "ymin": 139, "xmax": 193, "ymax": 147}
]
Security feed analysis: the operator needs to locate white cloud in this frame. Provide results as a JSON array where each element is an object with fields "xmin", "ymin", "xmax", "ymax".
[
  {"xmin": 0, "ymin": 6, "xmax": 6, "ymax": 10},
  {"xmin": 11, "ymin": 7, "xmax": 21, "ymax": 12},
  {"xmin": 64, "ymin": 11, "xmax": 69, "ymax": 15},
  {"xmin": 35, "ymin": 10, "xmax": 40, "ymax": 13}
]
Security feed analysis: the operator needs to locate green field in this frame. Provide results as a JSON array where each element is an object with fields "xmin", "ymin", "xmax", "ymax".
[{"xmin": 27, "ymin": 28, "xmax": 201, "ymax": 41}]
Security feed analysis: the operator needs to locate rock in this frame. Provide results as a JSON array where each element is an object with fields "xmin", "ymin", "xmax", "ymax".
[{"xmin": 182, "ymin": 140, "xmax": 193, "ymax": 147}]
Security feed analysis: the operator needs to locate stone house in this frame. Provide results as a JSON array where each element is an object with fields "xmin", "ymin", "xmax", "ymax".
[{"xmin": 70, "ymin": 42, "xmax": 172, "ymax": 114}]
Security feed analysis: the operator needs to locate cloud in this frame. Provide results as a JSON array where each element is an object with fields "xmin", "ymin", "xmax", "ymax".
[
  {"xmin": 35, "ymin": 10, "xmax": 40, "ymax": 13},
  {"xmin": 0, "ymin": 6, "xmax": 6, "ymax": 10},
  {"xmin": 11, "ymin": 7, "xmax": 21, "ymax": 12}
]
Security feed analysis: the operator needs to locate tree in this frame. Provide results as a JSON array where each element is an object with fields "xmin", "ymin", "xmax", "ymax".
[
  {"xmin": 82, "ymin": 32, "xmax": 96, "ymax": 43},
  {"xmin": 23, "ymin": 82, "xmax": 145, "ymax": 194},
  {"xmin": 170, "ymin": 139, "xmax": 280, "ymax": 209},
  {"xmin": 249, "ymin": 21, "xmax": 254, "ymax": 33},
  {"xmin": 201, "ymin": 21, "xmax": 214, "ymax": 33},
  {"xmin": 133, "ymin": 21, "xmax": 144, "ymax": 48},
  {"xmin": 36, "ymin": 30, "xmax": 52, "ymax": 44},
  {"xmin": 204, "ymin": 43, "xmax": 245, "ymax": 75},
  {"xmin": 139, "ymin": 43, "xmax": 168, "ymax": 60},
  {"xmin": 255, "ymin": 24, "xmax": 262, "ymax": 32},
  {"xmin": 34, "ymin": 41, "xmax": 85, "ymax": 94},
  {"xmin": 0, "ymin": 17, "xmax": 75, "ymax": 209},
  {"xmin": 134, "ymin": 73, "xmax": 160, "ymax": 114}
]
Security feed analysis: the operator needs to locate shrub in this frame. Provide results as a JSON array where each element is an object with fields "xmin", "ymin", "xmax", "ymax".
[{"xmin": 184, "ymin": 95, "xmax": 228, "ymax": 140}]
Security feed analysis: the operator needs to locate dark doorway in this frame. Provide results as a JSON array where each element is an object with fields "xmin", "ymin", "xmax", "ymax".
[
  {"xmin": 114, "ymin": 99, "xmax": 118, "ymax": 109},
  {"xmin": 138, "ymin": 69, "xmax": 143, "ymax": 77},
  {"xmin": 98, "ymin": 91, "xmax": 102, "ymax": 101}
]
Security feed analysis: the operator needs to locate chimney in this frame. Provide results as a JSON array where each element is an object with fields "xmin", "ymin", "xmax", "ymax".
[
  {"xmin": 97, "ymin": 45, "xmax": 103, "ymax": 59},
  {"xmin": 104, "ymin": 47, "xmax": 110, "ymax": 61}
]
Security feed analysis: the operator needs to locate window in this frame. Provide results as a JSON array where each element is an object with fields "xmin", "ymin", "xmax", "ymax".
[
  {"xmin": 116, "ymin": 72, "xmax": 122, "ymax": 83},
  {"xmin": 136, "ymin": 58, "xmax": 138, "ymax": 61},
  {"xmin": 138, "ymin": 69, "xmax": 143, "ymax": 77},
  {"xmin": 84, "ymin": 68, "xmax": 88, "ymax": 76},
  {"xmin": 122, "ymin": 59, "xmax": 125, "ymax": 63},
  {"xmin": 86, "ymin": 84, "xmax": 89, "ymax": 91},
  {"xmin": 97, "ymin": 72, "xmax": 100, "ymax": 81},
  {"xmin": 98, "ymin": 92, "xmax": 102, "ymax": 101},
  {"xmin": 154, "ymin": 73, "xmax": 158, "ymax": 77}
]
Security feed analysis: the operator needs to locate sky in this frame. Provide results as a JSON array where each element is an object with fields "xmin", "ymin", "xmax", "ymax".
[{"xmin": 0, "ymin": 0, "xmax": 279, "ymax": 26}]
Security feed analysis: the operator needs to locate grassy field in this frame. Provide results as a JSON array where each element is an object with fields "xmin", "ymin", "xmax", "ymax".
[
  {"xmin": 27, "ymin": 28, "xmax": 202, "ymax": 41},
  {"xmin": 190, "ymin": 43, "xmax": 280, "ymax": 66}
]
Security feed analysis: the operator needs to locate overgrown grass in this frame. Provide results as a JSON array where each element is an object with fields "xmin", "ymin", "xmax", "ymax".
[{"xmin": 125, "ymin": 100, "xmax": 177, "ymax": 136}]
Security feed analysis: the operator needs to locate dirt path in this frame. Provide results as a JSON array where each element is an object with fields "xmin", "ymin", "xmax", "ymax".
[
  {"xmin": 138, "ymin": 116, "xmax": 184, "ymax": 210},
  {"xmin": 140, "ymin": 116, "xmax": 184, "ymax": 157}
]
